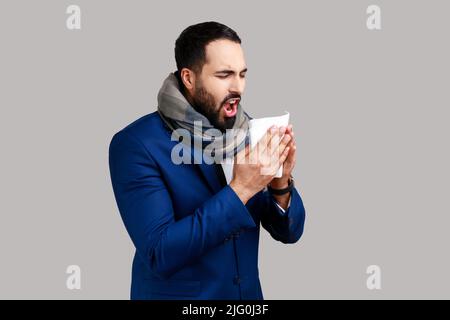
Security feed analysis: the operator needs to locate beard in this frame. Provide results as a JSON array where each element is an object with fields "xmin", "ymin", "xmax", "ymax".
[{"xmin": 192, "ymin": 85, "xmax": 237, "ymax": 133}]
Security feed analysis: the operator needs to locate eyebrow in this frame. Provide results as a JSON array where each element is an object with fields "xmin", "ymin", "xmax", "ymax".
[{"xmin": 214, "ymin": 68, "xmax": 248, "ymax": 75}]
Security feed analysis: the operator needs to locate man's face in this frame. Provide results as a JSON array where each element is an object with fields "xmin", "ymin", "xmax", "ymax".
[{"xmin": 190, "ymin": 39, "xmax": 247, "ymax": 132}]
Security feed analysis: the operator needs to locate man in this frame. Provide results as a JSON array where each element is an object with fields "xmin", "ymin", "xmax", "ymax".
[{"xmin": 109, "ymin": 21, "xmax": 306, "ymax": 300}]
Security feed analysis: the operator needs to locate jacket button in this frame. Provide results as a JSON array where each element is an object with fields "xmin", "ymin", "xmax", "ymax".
[{"xmin": 233, "ymin": 276, "xmax": 241, "ymax": 285}]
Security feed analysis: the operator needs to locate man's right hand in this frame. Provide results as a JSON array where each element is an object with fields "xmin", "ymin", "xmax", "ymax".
[{"xmin": 229, "ymin": 125, "xmax": 292, "ymax": 204}]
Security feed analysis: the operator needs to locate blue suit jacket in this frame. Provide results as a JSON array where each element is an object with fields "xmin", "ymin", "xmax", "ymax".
[{"xmin": 109, "ymin": 112, "xmax": 306, "ymax": 300}]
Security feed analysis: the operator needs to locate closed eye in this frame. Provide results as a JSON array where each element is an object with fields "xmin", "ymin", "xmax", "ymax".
[
  {"xmin": 215, "ymin": 68, "xmax": 247, "ymax": 79},
  {"xmin": 217, "ymin": 73, "xmax": 246, "ymax": 79}
]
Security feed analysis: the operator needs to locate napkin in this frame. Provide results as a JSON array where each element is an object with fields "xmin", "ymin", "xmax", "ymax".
[{"xmin": 248, "ymin": 111, "xmax": 290, "ymax": 178}]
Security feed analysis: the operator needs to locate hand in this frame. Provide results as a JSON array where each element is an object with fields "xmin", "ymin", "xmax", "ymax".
[
  {"xmin": 230, "ymin": 125, "xmax": 292, "ymax": 204},
  {"xmin": 269, "ymin": 124, "xmax": 296, "ymax": 190}
]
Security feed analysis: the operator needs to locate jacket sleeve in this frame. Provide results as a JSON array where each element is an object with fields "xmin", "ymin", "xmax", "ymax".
[
  {"xmin": 258, "ymin": 187, "xmax": 306, "ymax": 244},
  {"xmin": 108, "ymin": 131, "xmax": 256, "ymax": 279}
]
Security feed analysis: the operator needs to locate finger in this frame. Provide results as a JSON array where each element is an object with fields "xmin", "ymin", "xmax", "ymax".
[
  {"xmin": 267, "ymin": 126, "xmax": 288, "ymax": 167},
  {"xmin": 267, "ymin": 142, "xmax": 291, "ymax": 175},
  {"xmin": 254, "ymin": 126, "xmax": 273, "ymax": 153},
  {"xmin": 286, "ymin": 136, "xmax": 295, "ymax": 149},
  {"xmin": 289, "ymin": 143, "xmax": 296, "ymax": 158},
  {"xmin": 267, "ymin": 126, "xmax": 282, "ymax": 156},
  {"xmin": 265, "ymin": 125, "xmax": 279, "ymax": 150},
  {"xmin": 256, "ymin": 126, "xmax": 277, "ymax": 163},
  {"xmin": 284, "ymin": 141, "xmax": 297, "ymax": 167},
  {"xmin": 286, "ymin": 124, "xmax": 293, "ymax": 133},
  {"xmin": 275, "ymin": 146, "xmax": 291, "ymax": 171},
  {"xmin": 272, "ymin": 128, "xmax": 291, "ymax": 158},
  {"xmin": 270, "ymin": 126, "xmax": 287, "ymax": 163},
  {"xmin": 286, "ymin": 125, "xmax": 294, "ymax": 142}
]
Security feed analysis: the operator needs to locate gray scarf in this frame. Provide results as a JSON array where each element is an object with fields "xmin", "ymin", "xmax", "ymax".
[{"xmin": 157, "ymin": 73, "xmax": 250, "ymax": 162}]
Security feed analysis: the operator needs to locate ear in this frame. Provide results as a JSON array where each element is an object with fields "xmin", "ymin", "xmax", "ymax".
[{"xmin": 180, "ymin": 68, "xmax": 196, "ymax": 91}]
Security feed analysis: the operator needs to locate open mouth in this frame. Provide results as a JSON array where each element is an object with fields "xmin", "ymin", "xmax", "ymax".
[{"xmin": 222, "ymin": 97, "xmax": 240, "ymax": 118}]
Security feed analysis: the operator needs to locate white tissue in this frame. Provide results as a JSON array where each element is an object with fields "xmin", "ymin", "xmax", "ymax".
[{"xmin": 248, "ymin": 111, "xmax": 290, "ymax": 178}]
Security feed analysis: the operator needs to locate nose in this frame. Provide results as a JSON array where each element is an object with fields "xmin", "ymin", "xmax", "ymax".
[{"xmin": 229, "ymin": 75, "xmax": 245, "ymax": 95}]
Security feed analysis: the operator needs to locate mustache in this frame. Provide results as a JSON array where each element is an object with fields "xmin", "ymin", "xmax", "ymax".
[{"xmin": 220, "ymin": 94, "xmax": 241, "ymax": 106}]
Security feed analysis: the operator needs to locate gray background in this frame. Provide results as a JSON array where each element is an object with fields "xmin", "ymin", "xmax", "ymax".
[{"xmin": 0, "ymin": 0, "xmax": 449, "ymax": 299}]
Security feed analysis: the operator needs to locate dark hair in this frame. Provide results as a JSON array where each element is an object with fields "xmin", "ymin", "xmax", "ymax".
[{"xmin": 175, "ymin": 21, "xmax": 241, "ymax": 74}]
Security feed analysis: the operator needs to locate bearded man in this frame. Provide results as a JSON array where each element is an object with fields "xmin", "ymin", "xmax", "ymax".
[{"xmin": 109, "ymin": 21, "xmax": 306, "ymax": 300}]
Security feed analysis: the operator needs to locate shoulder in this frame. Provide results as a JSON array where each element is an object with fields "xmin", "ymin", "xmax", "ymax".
[
  {"xmin": 112, "ymin": 110, "xmax": 169, "ymax": 140},
  {"xmin": 109, "ymin": 111, "xmax": 171, "ymax": 156}
]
